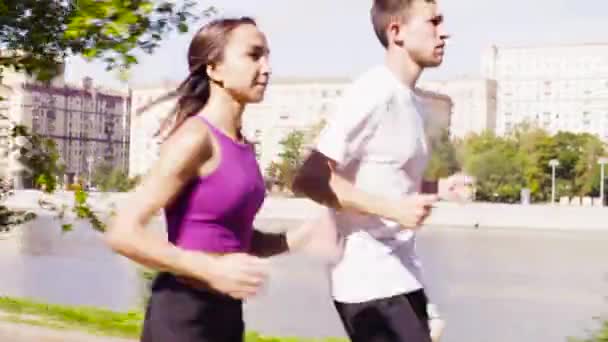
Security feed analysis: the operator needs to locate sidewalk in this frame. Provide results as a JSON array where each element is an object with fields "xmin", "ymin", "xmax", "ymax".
[{"xmin": 0, "ymin": 320, "xmax": 134, "ymax": 342}]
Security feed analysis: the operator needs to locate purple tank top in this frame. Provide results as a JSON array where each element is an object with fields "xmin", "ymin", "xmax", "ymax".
[{"xmin": 164, "ymin": 116, "xmax": 266, "ymax": 253}]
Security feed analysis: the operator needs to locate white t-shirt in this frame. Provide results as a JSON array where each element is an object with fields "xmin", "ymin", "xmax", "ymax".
[{"xmin": 316, "ymin": 64, "xmax": 432, "ymax": 303}]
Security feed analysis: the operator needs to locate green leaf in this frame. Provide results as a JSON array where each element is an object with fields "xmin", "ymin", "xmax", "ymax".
[{"xmin": 61, "ymin": 224, "xmax": 73, "ymax": 233}]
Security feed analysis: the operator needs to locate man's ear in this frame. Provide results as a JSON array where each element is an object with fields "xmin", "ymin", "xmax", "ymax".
[{"xmin": 386, "ymin": 19, "xmax": 405, "ymax": 46}]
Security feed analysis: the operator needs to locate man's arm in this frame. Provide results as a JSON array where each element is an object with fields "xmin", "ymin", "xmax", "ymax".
[
  {"xmin": 292, "ymin": 150, "xmax": 403, "ymax": 222},
  {"xmin": 249, "ymin": 230, "xmax": 288, "ymax": 258},
  {"xmin": 292, "ymin": 150, "xmax": 438, "ymax": 228}
]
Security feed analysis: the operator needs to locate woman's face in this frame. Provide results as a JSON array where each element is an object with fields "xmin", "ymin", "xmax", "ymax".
[{"xmin": 209, "ymin": 23, "xmax": 272, "ymax": 104}]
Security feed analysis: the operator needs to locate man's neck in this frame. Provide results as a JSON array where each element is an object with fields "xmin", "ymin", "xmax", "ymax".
[{"xmin": 384, "ymin": 49, "xmax": 423, "ymax": 90}]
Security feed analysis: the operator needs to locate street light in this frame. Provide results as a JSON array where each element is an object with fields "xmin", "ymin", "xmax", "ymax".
[
  {"xmin": 599, "ymin": 157, "xmax": 608, "ymax": 206},
  {"xmin": 549, "ymin": 159, "xmax": 560, "ymax": 205},
  {"xmin": 86, "ymin": 155, "xmax": 95, "ymax": 189}
]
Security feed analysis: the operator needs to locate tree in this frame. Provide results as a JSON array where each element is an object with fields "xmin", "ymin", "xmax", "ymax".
[
  {"xmin": 424, "ymin": 128, "xmax": 460, "ymax": 181},
  {"xmin": 264, "ymin": 119, "xmax": 327, "ymax": 192},
  {"xmin": 308, "ymin": 119, "xmax": 327, "ymax": 141},
  {"xmin": 516, "ymin": 129, "xmax": 557, "ymax": 201},
  {"xmin": 569, "ymin": 318, "xmax": 608, "ymax": 342},
  {"xmin": 571, "ymin": 134, "xmax": 606, "ymax": 197},
  {"xmin": 0, "ymin": 1, "xmax": 212, "ymax": 81},
  {"xmin": 1, "ymin": 1, "xmax": 213, "ymax": 232},
  {"xmin": 266, "ymin": 130, "xmax": 306, "ymax": 191},
  {"xmin": 462, "ymin": 134, "xmax": 526, "ymax": 203},
  {"xmin": 458, "ymin": 127, "xmax": 607, "ymax": 203},
  {"xmin": 92, "ymin": 162, "xmax": 139, "ymax": 192},
  {"xmin": 10, "ymin": 124, "xmax": 65, "ymax": 192}
]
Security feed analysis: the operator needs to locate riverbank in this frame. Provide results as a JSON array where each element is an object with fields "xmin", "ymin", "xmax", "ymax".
[
  {"xmin": 3, "ymin": 190, "xmax": 608, "ymax": 232},
  {"xmin": 0, "ymin": 296, "xmax": 347, "ymax": 342},
  {"xmin": 0, "ymin": 320, "xmax": 133, "ymax": 342},
  {"xmin": 256, "ymin": 197, "xmax": 608, "ymax": 231}
]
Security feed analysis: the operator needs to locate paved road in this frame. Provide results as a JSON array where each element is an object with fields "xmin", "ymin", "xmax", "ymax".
[{"xmin": 244, "ymin": 223, "xmax": 608, "ymax": 342}]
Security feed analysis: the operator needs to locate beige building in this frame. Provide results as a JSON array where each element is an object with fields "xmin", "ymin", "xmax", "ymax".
[
  {"xmin": 1, "ymin": 68, "xmax": 130, "ymax": 187},
  {"xmin": 481, "ymin": 43, "xmax": 608, "ymax": 139},
  {"xmin": 128, "ymin": 81, "xmax": 178, "ymax": 177},
  {"xmin": 128, "ymin": 78, "xmax": 347, "ymax": 177},
  {"xmin": 419, "ymin": 78, "xmax": 497, "ymax": 139},
  {"xmin": 128, "ymin": 77, "xmax": 456, "ymax": 178},
  {"xmin": 415, "ymin": 88, "xmax": 453, "ymax": 141},
  {"xmin": 243, "ymin": 77, "xmax": 347, "ymax": 171}
]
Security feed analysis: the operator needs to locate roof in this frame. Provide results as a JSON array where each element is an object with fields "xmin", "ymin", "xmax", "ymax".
[{"xmin": 487, "ymin": 42, "xmax": 608, "ymax": 50}]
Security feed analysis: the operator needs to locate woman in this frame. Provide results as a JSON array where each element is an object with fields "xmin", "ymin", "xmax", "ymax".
[{"xmin": 105, "ymin": 16, "xmax": 316, "ymax": 341}]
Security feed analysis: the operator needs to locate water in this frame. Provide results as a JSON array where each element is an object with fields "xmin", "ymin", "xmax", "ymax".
[
  {"xmin": 0, "ymin": 215, "xmax": 143, "ymax": 311},
  {"xmin": 1, "ymin": 215, "xmax": 608, "ymax": 341}
]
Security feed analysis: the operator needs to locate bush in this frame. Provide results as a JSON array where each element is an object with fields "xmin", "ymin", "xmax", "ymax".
[
  {"xmin": 67, "ymin": 183, "xmax": 83, "ymax": 192},
  {"xmin": 569, "ymin": 318, "xmax": 608, "ymax": 342}
]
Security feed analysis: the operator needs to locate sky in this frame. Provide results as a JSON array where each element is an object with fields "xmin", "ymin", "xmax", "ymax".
[{"xmin": 64, "ymin": 0, "xmax": 608, "ymax": 89}]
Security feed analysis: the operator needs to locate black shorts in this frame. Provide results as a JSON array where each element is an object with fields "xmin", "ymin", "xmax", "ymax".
[
  {"xmin": 334, "ymin": 289, "xmax": 431, "ymax": 342},
  {"xmin": 141, "ymin": 273, "xmax": 244, "ymax": 342}
]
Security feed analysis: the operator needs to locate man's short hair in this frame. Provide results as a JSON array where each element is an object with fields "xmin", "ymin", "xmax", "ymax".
[{"xmin": 371, "ymin": 0, "xmax": 434, "ymax": 48}]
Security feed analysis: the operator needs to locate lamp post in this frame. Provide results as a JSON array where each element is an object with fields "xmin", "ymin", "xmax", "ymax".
[
  {"xmin": 599, "ymin": 157, "xmax": 608, "ymax": 206},
  {"xmin": 86, "ymin": 155, "xmax": 95, "ymax": 189},
  {"xmin": 549, "ymin": 159, "xmax": 560, "ymax": 205}
]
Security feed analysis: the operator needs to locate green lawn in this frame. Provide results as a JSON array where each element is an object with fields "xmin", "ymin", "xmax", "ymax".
[{"xmin": 0, "ymin": 296, "xmax": 346, "ymax": 342}]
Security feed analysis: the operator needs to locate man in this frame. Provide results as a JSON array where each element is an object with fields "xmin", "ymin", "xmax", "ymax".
[{"xmin": 292, "ymin": 1, "xmax": 457, "ymax": 341}]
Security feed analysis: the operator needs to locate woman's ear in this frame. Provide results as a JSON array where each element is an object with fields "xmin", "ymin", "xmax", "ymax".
[{"xmin": 206, "ymin": 63, "xmax": 222, "ymax": 85}]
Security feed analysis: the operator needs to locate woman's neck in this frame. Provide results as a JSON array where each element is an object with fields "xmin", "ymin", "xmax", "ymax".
[{"xmin": 202, "ymin": 89, "xmax": 245, "ymax": 139}]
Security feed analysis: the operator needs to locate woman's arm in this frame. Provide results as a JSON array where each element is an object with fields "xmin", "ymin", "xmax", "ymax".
[
  {"xmin": 249, "ymin": 211, "xmax": 341, "ymax": 259},
  {"xmin": 104, "ymin": 118, "xmax": 211, "ymax": 277},
  {"xmin": 105, "ymin": 118, "xmax": 269, "ymax": 299}
]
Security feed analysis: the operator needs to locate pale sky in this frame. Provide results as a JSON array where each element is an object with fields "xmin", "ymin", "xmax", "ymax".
[{"xmin": 65, "ymin": 0, "xmax": 607, "ymax": 89}]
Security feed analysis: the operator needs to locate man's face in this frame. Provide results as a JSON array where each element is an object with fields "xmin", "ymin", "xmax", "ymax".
[{"xmin": 395, "ymin": 0, "xmax": 449, "ymax": 68}]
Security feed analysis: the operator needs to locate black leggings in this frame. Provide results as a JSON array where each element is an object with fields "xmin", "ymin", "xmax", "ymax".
[
  {"xmin": 141, "ymin": 273, "xmax": 244, "ymax": 342},
  {"xmin": 334, "ymin": 290, "xmax": 431, "ymax": 342}
]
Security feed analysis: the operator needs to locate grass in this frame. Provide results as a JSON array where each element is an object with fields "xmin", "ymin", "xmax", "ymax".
[
  {"xmin": 0, "ymin": 296, "xmax": 347, "ymax": 341},
  {"xmin": 0, "ymin": 296, "xmax": 142, "ymax": 338}
]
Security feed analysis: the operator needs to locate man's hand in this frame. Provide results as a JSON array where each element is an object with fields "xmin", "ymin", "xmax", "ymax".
[
  {"xmin": 388, "ymin": 194, "xmax": 439, "ymax": 229},
  {"xmin": 438, "ymin": 173, "xmax": 474, "ymax": 203}
]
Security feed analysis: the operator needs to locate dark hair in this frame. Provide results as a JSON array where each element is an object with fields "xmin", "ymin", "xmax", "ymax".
[
  {"xmin": 143, "ymin": 16, "xmax": 257, "ymax": 138},
  {"xmin": 371, "ymin": 0, "xmax": 433, "ymax": 48}
]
